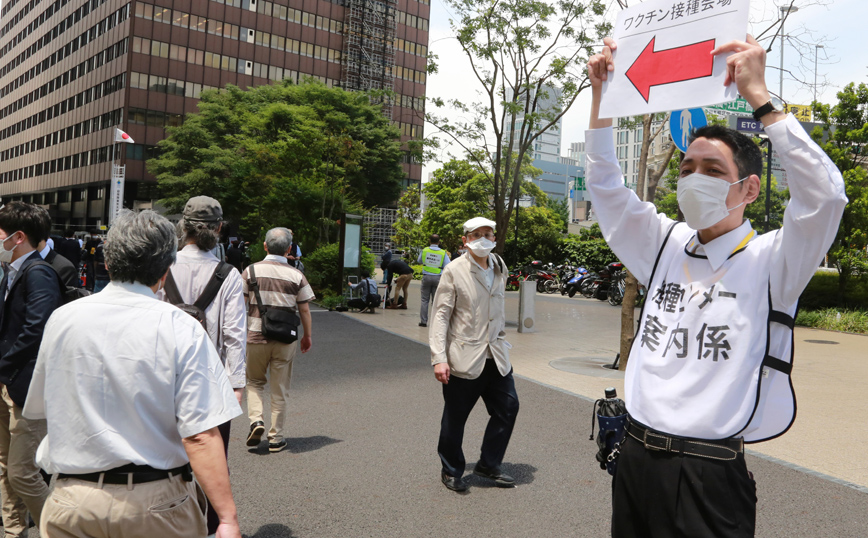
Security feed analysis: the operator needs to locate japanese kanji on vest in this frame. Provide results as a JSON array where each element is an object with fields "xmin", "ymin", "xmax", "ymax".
[
  {"xmin": 628, "ymin": 222, "xmax": 796, "ymax": 443},
  {"xmin": 422, "ymin": 247, "xmax": 446, "ymax": 275}
]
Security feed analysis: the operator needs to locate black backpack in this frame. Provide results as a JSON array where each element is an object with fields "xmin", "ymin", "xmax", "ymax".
[
  {"xmin": 24, "ymin": 260, "xmax": 92, "ymax": 305},
  {"xmin": 163, "ymin": 262, "xmax": 232, "ymax": 331}
]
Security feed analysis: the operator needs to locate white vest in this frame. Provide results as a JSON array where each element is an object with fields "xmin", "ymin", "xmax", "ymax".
[{"xmin": 626, "ymin": 223, "xmax": 797, "ymax": 443}]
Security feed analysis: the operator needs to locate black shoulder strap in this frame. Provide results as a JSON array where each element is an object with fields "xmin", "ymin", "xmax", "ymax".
[
  {"xmin": 248, "ymin": 264, "xmax": 267, "ymax": 317},
  {"xmin": 163, "ymin": 269, "xmax": 184, "ymax": 305},
  {"xmin": 193, "ymin": 262, "xmax": 231, "ymax": 311}
]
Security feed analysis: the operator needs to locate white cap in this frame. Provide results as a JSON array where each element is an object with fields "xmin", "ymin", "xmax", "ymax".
[{"xmin": 463, "ymin": 217, "xmax": 496, "ymax": 234}]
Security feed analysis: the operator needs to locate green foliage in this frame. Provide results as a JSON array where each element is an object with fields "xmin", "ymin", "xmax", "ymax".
[
  {"xmin": 303, "ymin": 243, "xmax": 340, "ymax": 292},
  {"xmin": 247, "ymin": 240, "xmax": 266, "ymax": 264},
  {"xmin": 149, "ymin": 80, "xmax": 403, "ymax": 249},
  {"xmin": 360, "ymin": 246, "xmax": 377, "ymax": 277},
  {"xmin": 795, "ymin": 308, "xmax": 868, "ymax": 334},
  {"xmin": 799, "ymin": 270, "xmax": 868, "ymax": 310},
  {"xmin": 558, "ymin": 235, "xmax": 618, "ymax": 270},
  {"xmin": 544, "ymin": 196, "xmax": 569, "ymax": 233},
  {"xmin": 411, "ymin": 264, "xmax": 424, "ymax": 280},
  {"xmin": 420, "ymin": 159, "xmax": 492, "ymax": 253},
  {"xmin": 578, "ymin": 223, "xmax": 603, "ymax": 241},
  {"xmin": 811, "ymin": 82, "xmax": 868, "ymax": 300},
  {"xmin": 502, "ymin": 205, "xmax": 564, "ymax": 266},
  {"xmin": 317, "ymin": 292, "xmax": 345, "ymax": 310},
  {"xmin": 392, "ymin": 185, "xmax": 426, "ymax": 260}
]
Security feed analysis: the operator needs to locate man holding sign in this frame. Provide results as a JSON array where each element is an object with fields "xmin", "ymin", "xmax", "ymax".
[{"xmin": 586, "ymin": 35, "xmax": 847, "ymax": 537}]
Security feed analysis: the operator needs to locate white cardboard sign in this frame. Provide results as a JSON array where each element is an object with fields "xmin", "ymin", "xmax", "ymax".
[{"xmin": 599, "ymin": 0, "xmax": 751, "ymax": 119}]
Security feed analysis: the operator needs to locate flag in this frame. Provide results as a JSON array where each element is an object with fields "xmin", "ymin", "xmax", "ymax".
[{"xmin": 115, "ymin": 128, "xmax": 135, "ymax": 143}]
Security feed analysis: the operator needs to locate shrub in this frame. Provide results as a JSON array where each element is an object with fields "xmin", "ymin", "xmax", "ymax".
[
  {"xmin": 799, "ymin": 271, "xmax": 868, "ymax": 310},
  {"xmin": 558, "ymin": 235, "xmax": 618, "ymax": 270},
  {"xmin": 411, "ymin": 264, "xmax": 424, "ymax": 280},
  {"xmin": 795, "ymin": 308, "xmax": 868, "ymax": 334},
  {"xmin": 303, "ymin": 243, "xmax": 378, "ymax": 293}
]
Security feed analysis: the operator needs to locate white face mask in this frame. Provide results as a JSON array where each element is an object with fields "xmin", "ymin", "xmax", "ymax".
[
  {"xmin": 677, "ymin": 173, "xmax": 748, "ymax": 231},
  {"xmin": 466, "ymin": 237, "xmax": 495, "ymax": 258},
  {"xmin": 0, "ymin": 232, "xmax": 19, "ymax": 264}
]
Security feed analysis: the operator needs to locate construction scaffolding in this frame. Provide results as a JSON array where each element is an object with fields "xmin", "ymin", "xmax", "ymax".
[
  {"xmin": 364, "ymin": 207, "xmax": 397, "ymax": 263},
  {"xmin": 342, "ymin": 0, "xmax": 397, "ymax": 119}
]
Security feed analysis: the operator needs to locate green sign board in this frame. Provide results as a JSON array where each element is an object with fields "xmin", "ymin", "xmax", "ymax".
[
  {"xmin": 707, "ymin": 97, "xmax": 754, "ymax": 115},
  {"xmin": 573, "ymin": 177, "xmax": 585, "ymax": 191}
]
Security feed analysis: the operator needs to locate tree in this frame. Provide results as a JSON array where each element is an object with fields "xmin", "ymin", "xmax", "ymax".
[
  {"xmin": 420, "ymin": 159, "xmax": 491, "ymax": 252},
  {"xmin": 149, "ymin": 80, "xmax": 404, "ymax": 247},
  {"xmin": 392, "ymin": 184, "xmax": 426, "ymax": 260},
  {"xmin": 811, "ymin": 82, "xmax": 868, "ymax": 300},
  {"xmin": 426, "ymin": 0, "xmax": 609, "ymax": 255},
  {"xmin": 503, "ymin": 204, "xmax": 563, "ymax": 266}
]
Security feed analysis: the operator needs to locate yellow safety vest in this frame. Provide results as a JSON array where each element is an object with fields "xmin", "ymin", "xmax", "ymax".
[{"xmin": 422, "ymin": 247, "xmax": 446, "ymax": 275}]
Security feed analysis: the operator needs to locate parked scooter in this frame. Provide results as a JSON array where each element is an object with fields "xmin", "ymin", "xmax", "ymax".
[
  {"xmin": 581, "ymin": 262, "xmax": 623, "ymax": 301},
  {"xmin": 563, "ymin": 266, "xmax": 590, "ymax": 298}
]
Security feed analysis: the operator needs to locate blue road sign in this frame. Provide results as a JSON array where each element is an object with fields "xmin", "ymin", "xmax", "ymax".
[
  {"xmin": 735, "ymin": 116, "xmax": 764, "ymax": 133},
  {"xmin": 669, "ymin": 108, "xmax": 708, "ymax": 153}
]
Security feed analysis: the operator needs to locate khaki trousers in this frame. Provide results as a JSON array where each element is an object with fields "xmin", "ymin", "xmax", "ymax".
[
  {"xmin": 40, "ymin": 473, "xmax": 207, "ymax": 538},
  {"xmin": 246, "ymin": 341, "xmax": 297, "ymax": 444},
  {"xmin": 393, "ymin": 273, "xmax": 412, "ymax": 305},
  {"xmin": 0, "ymin": 385, "xmax": 48, "ymax": 537}
]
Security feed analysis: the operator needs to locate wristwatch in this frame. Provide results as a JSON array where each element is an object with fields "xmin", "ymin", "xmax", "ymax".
[{"xmin": 752, "ymin": 100, "xmax": 780, "ymax": 122}]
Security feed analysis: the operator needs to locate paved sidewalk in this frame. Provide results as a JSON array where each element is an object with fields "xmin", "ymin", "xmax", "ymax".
[{"xmin": 356, "ymin": 279, "xmax": 868, "ymax": 491}]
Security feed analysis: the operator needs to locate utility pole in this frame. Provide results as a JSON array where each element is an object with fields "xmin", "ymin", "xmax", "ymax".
[
  {"xmin": 813, "ymin": 44, "xmax": 824, "ymax": 104},
  {"xmin": 779, "ymin": 5, "xmax": 799, "ymax": 99}
]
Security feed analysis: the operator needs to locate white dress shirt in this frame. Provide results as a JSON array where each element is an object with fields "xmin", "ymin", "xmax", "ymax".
[
  {"xmin": 24, "ymin": 281, "xmax": 242, "ymax": 473},
  {"xmin": 161, "ymin": 245, "xmax": 247, "ymax": 388},
  {"xmin": 5, "ymin": 251, "xmax": 32, "ymax": 298}
]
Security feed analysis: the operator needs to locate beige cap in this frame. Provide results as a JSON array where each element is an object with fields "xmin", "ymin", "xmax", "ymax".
[{"xmin": 463, "ymin": 217, "xmax": 496, "ymax": 234}]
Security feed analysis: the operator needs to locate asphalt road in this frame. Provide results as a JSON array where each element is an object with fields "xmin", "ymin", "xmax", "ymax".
[{"xmin": 223, "ymin": 310, "xmax": 868, "ymax": 538}]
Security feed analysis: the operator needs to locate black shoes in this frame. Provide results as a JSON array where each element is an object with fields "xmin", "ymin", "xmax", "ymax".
[
  {"xmin": 419, "ymin": 322, "xmax": 427, "ymax": 327},
  {"xmin": 269, "ymin": 440, "xmax": 287, "ymax": 453},
  {"xmin": 473, "ymin": 462, "xmax": 515, "ymax": 487},
  {"xmin": 441, "ymin": 471, "xmax": 468, "ymax": 492},
  {"xmin": 246, "ymin": 421, "xmax": 265, "ymax": 447}
]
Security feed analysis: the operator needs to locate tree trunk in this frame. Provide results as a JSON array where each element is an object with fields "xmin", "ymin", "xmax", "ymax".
[{"xmin": 619, "ymin": 270, "xmax": 639, "ymax": 370}]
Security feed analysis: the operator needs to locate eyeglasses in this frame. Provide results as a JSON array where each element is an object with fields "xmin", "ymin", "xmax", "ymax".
[{"xmin": 468, "ymin": 231, "xmax": 495, "ymax": 241}]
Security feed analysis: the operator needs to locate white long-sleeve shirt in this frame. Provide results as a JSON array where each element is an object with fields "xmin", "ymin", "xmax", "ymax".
[
  {"xmin": 586, "ymin": 114, "xmax": 847, "ymax": 439},
  {"xmin": 161, "ymin": 245, "xmax": 247, "ymax": 388}
]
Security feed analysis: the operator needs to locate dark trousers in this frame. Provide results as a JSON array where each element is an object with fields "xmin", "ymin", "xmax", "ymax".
[
  {"xmin": 612, "ymin": 434, "xmax": 757, "ymax": 538},
  {"xmin": 438, "ymin": 360, "xmax": 519, "ymax": 477},
  {"xmin": 206, "ymin": 420, "xmax": 232, "ymax": 535}
]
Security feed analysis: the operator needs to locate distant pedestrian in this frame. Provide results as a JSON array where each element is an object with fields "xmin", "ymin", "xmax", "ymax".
[
  {"xmin": 226, "ymin": 240, "xmax": 244, "ymax": 271},
  {"xmin": 161, "ymin": 196, "xmax": 247, "ymax": 536},
  {"xmin": 55, "ymin": 228, "xmax": 82, "ymax": 271},
  {"xmin": 286, "ymin": 229, "xmax": 303, "ymax": 271},
  {"xmin": 381, "ymin": 243, "xmax": 393, "ymax": 283},
  {"xmin": 26, "ymin": 209, "xmax": 242, "ymax": 538},
  {"xmin": 347, "ymin": 269, "xmax": 380, "ymax": 313},
  {"xmin": 0, "ymin": 202, "xmax": 63, "ymax": 534},
  {"xmin": 241, "ymin": 228, "xmax": 314, "ymax": 453},
  {"xmin": 417, "ymin": 234, "xmax": 450, "ymax": 327},
  {"xmin": 83, "ymin": 234, "xmax": 109, "ymax": 292},
  {"xmin": 383, "ymin": 258, "xmax": 413, "ymax": 309},
  {"xmin": 430, "ymin": 217, "xmax": 518, "ymax": 492}
]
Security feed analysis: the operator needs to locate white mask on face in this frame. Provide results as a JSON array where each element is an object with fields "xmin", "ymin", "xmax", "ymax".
[
  {"xmin": 0, "ymin": 233, "xmax": 19, "ymax": 264},
  {"xmin": 466, "ymin": 237, "xmax": 495, "ymax": 258},
  {"xmin": 677, "ymin": 173, "xmax": 748, "ymax": 231}
]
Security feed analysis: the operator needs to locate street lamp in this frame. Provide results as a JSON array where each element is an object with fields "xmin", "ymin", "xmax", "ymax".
[
  {"xmin": 779, "ymin": 5, "xmax": 799, "ymax": 100},
  {"xmin": 813, "ymin": 44, "xmax": 824, "ymax": 104}
]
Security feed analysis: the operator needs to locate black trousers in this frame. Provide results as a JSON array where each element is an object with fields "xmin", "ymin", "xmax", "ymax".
[
  {"xmin": 206, "ymin": 419, "xmax": 232, "ymax": 535},
  {"xmin": 438, "ymin": 360, "xmax": 519, "ymax": 477},
  {"xmin": 612, "ymin": 434, "xmax": 757, "ymax": 538}
]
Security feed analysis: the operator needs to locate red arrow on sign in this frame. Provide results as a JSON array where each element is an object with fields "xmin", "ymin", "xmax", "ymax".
[{"xmin": 625, "ymin": 37, "xmax": 716, "ymax": 102}]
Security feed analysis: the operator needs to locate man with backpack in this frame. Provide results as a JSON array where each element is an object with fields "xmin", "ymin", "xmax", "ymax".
[
  {"xmin": 0, "ymin": 202, "xmax": 63, "ymax": 534},
  {"xmin": 160, "ymin": 196, "xmax": 246, "ymax": 537}
]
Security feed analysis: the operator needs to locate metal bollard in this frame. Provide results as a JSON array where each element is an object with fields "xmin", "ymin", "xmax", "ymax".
[{"xmin": 518, "ymin": 280, "xmax": 536, "ymax": 333}]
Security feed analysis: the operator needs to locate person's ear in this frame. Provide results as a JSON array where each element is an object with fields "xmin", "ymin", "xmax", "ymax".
[
  {"xmin": 262, "ymin": 241, "xmax": 268, "ymax": 253},
  {"xmin": 745, "ymin": 174, "xmax": 761, "ymax": 204}
]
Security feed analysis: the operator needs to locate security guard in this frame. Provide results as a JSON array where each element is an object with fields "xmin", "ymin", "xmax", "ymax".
[
  {"xmin": 586, "ymin": 36, "xmax": 847, "ymax": 537},
  {"xmin": 416, "ymin": 234, "xmax": 450, "ymax": 327}
]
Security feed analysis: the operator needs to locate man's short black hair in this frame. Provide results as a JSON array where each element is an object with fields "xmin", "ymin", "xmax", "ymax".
[
  {"xmin": 361, "ymin": 269, "xmax": 371, "ymax": 279},
  {"xmin": 429, "ymin": 234, "xmax": 440, "ymax": 244},
  {"xmin": 0, "ymin": 201, "xmax": 51, "ymax": 247},
  {"xmin": 687, "ymin": 125, "xmax": 764, "ymax": 180}
]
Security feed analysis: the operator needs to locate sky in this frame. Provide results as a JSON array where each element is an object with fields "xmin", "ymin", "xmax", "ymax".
[{"xmin": 421, "ymin": 0, "xmax": 868, "ymax": 180}]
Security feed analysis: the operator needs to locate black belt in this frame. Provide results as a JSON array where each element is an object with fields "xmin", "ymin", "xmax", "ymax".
[
  {"xmin": 627, "ymin": 421, "xmax": 743, "ymax": 462},
  {"xmin": 58, "ymin": 463, "xmax": 192, "ymax": 485}
]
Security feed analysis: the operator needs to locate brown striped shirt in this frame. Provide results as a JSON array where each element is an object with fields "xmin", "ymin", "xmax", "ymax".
[{"xmin": 241, "ymin": 256, "xmax": 314, "ymax": 344}]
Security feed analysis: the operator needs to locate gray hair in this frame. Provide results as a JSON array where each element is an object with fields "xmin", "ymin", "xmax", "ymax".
[
  {"xmin": 105, "ymin": 210, "xmax": 177, "ymax": 286},
  {"xmin": 264, "ymin": 227, "xmax": 293, "ymax": 255},
  {"xmin": 179, "ymin": 218, "xmax": 220, "ymax": 251}
]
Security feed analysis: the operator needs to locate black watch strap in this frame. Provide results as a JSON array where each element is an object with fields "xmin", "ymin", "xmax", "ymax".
[{"xmin": 752, "ymin": 101, "xmax": 776, "ymax": 121}]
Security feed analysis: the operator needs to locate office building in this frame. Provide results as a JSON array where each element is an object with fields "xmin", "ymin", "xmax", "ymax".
[{"xmin": 0, "ymin": 0, "xmax": 429, "ymax": 229}]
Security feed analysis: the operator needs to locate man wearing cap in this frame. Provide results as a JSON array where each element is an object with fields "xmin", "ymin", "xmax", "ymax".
[
  {"xmin": 429, "ymin": 217, "xmax": 519, "ymax": 492},
  {"xmin": 161, "ymin": 196, "xmax": 246, "ymax": 537},
  {"xmin": 416, "ymin": 234, "xmax": 450, "ymax": 327}
]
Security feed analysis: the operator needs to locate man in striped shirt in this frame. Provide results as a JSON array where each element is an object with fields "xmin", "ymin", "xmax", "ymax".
[{"xmin": 241, "ymin": 227, "xmax": 314, "ymax": 453}]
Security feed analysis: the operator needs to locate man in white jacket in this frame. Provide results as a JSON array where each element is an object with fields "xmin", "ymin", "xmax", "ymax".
[{"xmin": 586, "ymin": 35, "xmax": 846, "ymax": 537}]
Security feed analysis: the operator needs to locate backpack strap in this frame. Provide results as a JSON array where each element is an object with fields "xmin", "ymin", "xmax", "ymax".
[
  {"xmin": 193, "ymin": 262, "xmax": 231, "ymax": 311},
  {"xmin": 21, "ymin": 259, "xmax": 66, "ymax": 300},
  {"xmin": 163, "ymin": 270, "xmax": 184, "ymax": 305},
  {"xmin": 248, "ymin": 264, "xmax": 268, "ymax": 318}
]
